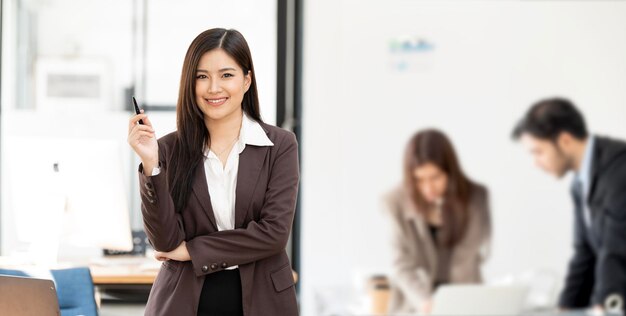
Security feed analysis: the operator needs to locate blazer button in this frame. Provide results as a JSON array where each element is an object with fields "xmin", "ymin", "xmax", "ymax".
[
  {"xmin": 146, "ymin": 190, "xmax": 154, "ymax": 197},
  {"xmin": 210, "ymin": 263, "xmax": 218, "ymax": 270},
  {"xmin": 145, "ymin": 182, "xmax": 153, "ymax": 190},
  {"xmin": 221, "ymin": 262, "xmax": 228, "ymax": 269},
  {"xmin": 201, "ymin": 265, "xmax": 208, "ymax": 272},
  {"xmin": 148, "ymin": 198, "xmax": 156, "ymax": 204}
]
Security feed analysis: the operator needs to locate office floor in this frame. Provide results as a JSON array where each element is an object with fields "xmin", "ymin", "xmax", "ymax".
[{"xmin": 100, "ymin": 302, "xmax": 145, "ymax": 316}]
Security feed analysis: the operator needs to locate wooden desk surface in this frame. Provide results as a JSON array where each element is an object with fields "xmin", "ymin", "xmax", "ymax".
[
  {"xmin": 89, "ymin": 256, "xmax": 159, "ymax": 285},
  {"xmin": 90, "ymin": 266, "xmax": 157, "ymax": 285}
]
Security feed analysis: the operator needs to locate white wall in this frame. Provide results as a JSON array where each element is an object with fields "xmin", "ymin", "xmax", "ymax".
[
  {"xmin": 35, "ymin": 0, "xmax": 134, "ymax": 111},
  {"xmin": 144, "ymin": 0, "xmax": 277, "ymax": 124},
  {"xmin": 300, "ymin": 1, "xmax": 626, "ymax": 314}
]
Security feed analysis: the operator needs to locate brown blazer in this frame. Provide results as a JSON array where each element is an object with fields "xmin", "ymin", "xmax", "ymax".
[
  {"xmin": 383, "ymin": 184, "xmax": 491, "ymax": 315},
  {"xmin": 138, "ymin": 122, "xmax": 299, "ymax": 316}
]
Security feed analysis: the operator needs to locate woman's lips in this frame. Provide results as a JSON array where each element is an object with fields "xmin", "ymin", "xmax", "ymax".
[{"xmin": 205, "ymin": 97, "xmax": 228, "ymax": 107}]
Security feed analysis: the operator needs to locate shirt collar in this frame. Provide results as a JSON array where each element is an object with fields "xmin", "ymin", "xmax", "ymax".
[
  {"xmin": 576, "ymin": 135, "xmax": 595, "ymax": 186},
  {"xmin": 205, "ymin": 113, "xmax": 274, "ymax": 160},
  {"xmin": 237, "ymin": 113, "xmax": 274, "ymax": 153}
]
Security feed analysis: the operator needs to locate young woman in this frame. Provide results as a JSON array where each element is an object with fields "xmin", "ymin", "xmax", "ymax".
[
  {"xmin": 384, "ymin": 129, "xmax": 491, "ymax": 315},
  {"xmin": 128, "ymin": 28, "xmax": 299, "ymax": 316}
]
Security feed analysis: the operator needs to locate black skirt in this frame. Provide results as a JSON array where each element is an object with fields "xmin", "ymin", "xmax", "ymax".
[{"xmin": 197, "ymin": 268, "xmax": 243, "ymax": 316}]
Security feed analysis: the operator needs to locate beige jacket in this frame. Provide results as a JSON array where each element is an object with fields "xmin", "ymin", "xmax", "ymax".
[{"xmin": 384, "ymin": 184, "xmax": 491, "ymax": 314}]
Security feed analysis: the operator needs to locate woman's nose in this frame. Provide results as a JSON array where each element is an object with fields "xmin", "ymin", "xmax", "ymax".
[{"xmin": 207, "ymin": 79, "xmax": 221, "ymax": 93}]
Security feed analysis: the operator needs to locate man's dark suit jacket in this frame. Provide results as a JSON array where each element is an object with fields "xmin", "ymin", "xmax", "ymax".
[{"xmin": 560, "ymin": 136, "xmax": 626, "ymax": 310}]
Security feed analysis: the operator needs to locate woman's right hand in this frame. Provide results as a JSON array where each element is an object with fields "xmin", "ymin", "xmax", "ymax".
[{"xmin": 127, "ymin": 110, "xmax": 159, "ymax": 175}]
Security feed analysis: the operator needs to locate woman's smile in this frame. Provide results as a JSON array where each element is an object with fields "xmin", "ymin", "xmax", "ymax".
[{"xmin": 204, "ymin": 97, "xmax": 229, "ymax": 107}]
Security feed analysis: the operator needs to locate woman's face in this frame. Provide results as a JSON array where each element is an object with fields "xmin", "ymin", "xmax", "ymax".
[
  {"xmin": 195, "ymin": 48, "xmax": 251, "ymax": 123},
  {"xmin": 413, "ymin": 162, "xmax": 448, "ymax": 204}
]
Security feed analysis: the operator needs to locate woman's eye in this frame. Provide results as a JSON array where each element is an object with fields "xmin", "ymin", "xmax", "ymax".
[
  {"xmin": 223, "ymin": 73, "xmax": 234, "ymax": 78},
  {"xmin": 196, "ymin": 74, "xmax": 207, "ymax": 79}
]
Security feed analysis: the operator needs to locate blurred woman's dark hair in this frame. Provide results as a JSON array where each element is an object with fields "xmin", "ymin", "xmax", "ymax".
[{"xmin": 403, "ymin": 129, "xmax": 473, "ymax": 247}]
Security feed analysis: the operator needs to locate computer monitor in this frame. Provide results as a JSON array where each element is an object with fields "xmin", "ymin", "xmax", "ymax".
[{"xmin": 4, "ymin": 136, "xmax": 133, "ymax": 263}]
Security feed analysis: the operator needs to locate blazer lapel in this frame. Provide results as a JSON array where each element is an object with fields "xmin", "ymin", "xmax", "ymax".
[
  {"xmin": 587, "ymin": 139, "xmax": 607, "ymax": 248},
  {"xmin": 411, "ymin": 217, "xmax": 437, "ymax": 272},
  {"xmin": 402, "ymin": 196, "xmax": 437, "ymax": 272},
  {"xmin": 235, "ymin": 145, "xmax": 269, "ymax": 228},
  {"xmin": 192, "ymin": 163, "xmax": 218, "ymax": 231}
]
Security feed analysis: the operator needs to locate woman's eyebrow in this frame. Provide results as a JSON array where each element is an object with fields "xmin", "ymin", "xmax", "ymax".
[{"xmin": 196, "ymin": 68, "xmax": 237, "ymax": 73}]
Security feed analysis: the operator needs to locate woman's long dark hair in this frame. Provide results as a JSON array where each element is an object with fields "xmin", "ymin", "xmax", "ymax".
[
  {"xmin": 168, "ymin": 28, "xmax": 262, "ymax": 212},
  {"xmin": 403, "ymin": 129, "xmax": 473, "ymax": 247}
]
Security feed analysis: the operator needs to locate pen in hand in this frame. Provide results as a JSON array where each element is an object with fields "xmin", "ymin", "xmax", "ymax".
[{"xmin": 133, "ymin": 96, "xmax": 144, "ymax": 125}]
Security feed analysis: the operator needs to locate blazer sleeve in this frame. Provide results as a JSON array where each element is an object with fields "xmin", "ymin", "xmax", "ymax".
[
  {"xmin": 185, "ymin": 132, "xmax": 299, "ymax": 276},
  {"xmin": 559, "ymin": 201, "xmax": 596, "ymax": 308},
  {"xmin": 138, "ymin": 138, "xmax": 186, "ymax": 252},
  {"xmin": 384, "ymin": 192, "xmax": 431, "ymax": 309},
  {"xmin": 591, "ymin": 173, "xmax": 626, "ymax": 307}
]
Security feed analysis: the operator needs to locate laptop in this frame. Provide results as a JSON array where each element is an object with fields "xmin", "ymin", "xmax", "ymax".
[
  {"xmin": 431, "ymin": 284, "xmax": 528, "ymax": 316},
  {"xmin": 0, "ymin": 275, "xmax": 60, "ymax": 316}
]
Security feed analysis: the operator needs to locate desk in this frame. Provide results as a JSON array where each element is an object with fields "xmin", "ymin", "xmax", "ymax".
[
  {"xmin": 89, "ymin": 256, "xmax": 159, "ymax": 285},
  {"xmin": 88, "ymin": 256, "xmax": 159, "ymax": 303}
]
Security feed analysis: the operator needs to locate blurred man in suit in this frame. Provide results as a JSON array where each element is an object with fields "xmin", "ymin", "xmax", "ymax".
[{"xmin": 512, "ymin": 97, "xmax": 626, "ymax": 313}]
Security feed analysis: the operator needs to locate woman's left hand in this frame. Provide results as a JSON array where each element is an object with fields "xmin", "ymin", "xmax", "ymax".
[{"xmin": 154, "ymin": 241, "xmax": 191, "ymax": 262}]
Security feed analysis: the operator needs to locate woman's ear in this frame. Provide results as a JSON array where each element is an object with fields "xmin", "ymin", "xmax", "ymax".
[{"xmin": 244, "ymin": 70, "xmax": 252, "ymax": 92}]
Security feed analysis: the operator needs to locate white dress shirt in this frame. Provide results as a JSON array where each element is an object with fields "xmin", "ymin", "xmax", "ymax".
[
  {"xmin": 152, "ymin": 113, "xmax": 274, "ymax": 269},
  {"xmin": 575, "ymin": 135, "xmax": 595, "ymax": 227}
]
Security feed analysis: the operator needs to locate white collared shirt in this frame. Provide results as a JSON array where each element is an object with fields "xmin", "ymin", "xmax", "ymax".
[{"xmin": 575, "ymin": 135, "xmax": 595, "ymax": 227}]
